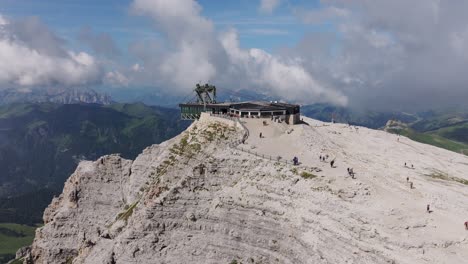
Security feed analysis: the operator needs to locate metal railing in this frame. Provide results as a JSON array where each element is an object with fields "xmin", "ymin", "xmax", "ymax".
[
  {"xmin": 210, "ymin": 113, "xmax": 319, "ymax": 172},
  {"xmin": 209, "ymin": 113, "xmax": 238, "ymax": 122}
]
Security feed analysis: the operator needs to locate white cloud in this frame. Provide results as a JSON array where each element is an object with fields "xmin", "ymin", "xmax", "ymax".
[
  {"xmin": 105, "ymin": 71, "xmax": 129, "ymax": 86},
  {"xmin": 0, "ymin": 14, "xmax": 102, "ymax": 88},
  {"xmin": 132, "ymin": 63, "xmax": 142, "ymax": 72},
  {"xmin": 259, "ymin": 0, "xmax": 281, "ymax": 14},
  {"xmin": 287, "ymin": 0, "xmax": 468, "ymax": 110},
  {"xmin": 220, "ymin": 30, "xmax": 347, "ymax": 105},
  {"xmin": 128, "ymin": 0, "xmax": 347, "ymax": 105},
  {"xmin": 450, "ymin": 26, "xmax": 468, "ymax": 59},
  {"xmin": 131, "ymin": 0, "xmax": 219, "ymax": 93},
  {"xmin": 0, "ymin": 15, "xmax": 7, "ymax": 26},
  {"xmin": 245, "ymin": 28, "xmax": 289, "ymax": 35}
]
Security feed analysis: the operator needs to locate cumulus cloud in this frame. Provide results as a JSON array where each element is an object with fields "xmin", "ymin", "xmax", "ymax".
[
  {"xmin": 259, "ymin": 0, "xmax": 281, "ymax": 14},
  {"xmin": 105, "ymin": 71, "xmax": 129, "ymax": 86},
  {"xmin": 290, "ymin": 0, "xmax": 468, "ymax": 110},
  {"xmin": 128, "ymin": 0, "xmax": 346, "ymax": 105},
  {"xmin": 0, "ymin": 15, "xmax": 8, "ymax": 26},
  {"xmin": 0, "ymin": 15, "xmax": 102, "ymax": 88},
  {"xmin": 131, "ymin": 0, "xmax": 220, "ymax": 92},
  {"xmin": 219, "ymin": 30, "xmax": 347, "ymax": 105}
]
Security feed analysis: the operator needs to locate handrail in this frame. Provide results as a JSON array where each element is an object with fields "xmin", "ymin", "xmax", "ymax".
[{"xmin": 209, "ymin": 114, "xmax": 319, "ymax": 172}]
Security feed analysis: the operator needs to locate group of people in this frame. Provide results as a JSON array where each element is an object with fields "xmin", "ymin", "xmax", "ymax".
[
  {"xmin": 319, "ymin": 154, "xmax": 336, "ymax": 168},
  {"xmin": 404, "ymin": 163, "xmax": 415, "ymax": 188},
  {"xmin": 292, "ymin": 150, "xmax": 468, "ymax": 232},
  {"xmin": 319, "ymin": 154, "xmax": 329, "ymax": 162},
  {"xmin": 406, "ymin": 176, "xmax": 414, "ymax": 189}
]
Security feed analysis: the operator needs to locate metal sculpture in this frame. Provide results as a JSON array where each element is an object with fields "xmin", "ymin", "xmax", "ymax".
[{"xmin": 195, "ymin": 83, "xmax": 217, "ymax": 105}]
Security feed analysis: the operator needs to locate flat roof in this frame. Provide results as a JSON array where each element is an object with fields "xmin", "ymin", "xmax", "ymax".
[
  {"xmin": 179, "ymin": 101, "xmax": 299, "ymax": 110},
  {"xmin": 229, "ymin": 102, "xmax": 287, "ymax": 111},
  {"xmin": 179, "ymin": 102, "xmax": 232, "ymax": 107}
]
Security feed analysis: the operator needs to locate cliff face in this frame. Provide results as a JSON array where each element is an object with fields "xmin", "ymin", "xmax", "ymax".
[{"xmin": 24, "ymin": 114, "xmax": 468, "ymax": 264}]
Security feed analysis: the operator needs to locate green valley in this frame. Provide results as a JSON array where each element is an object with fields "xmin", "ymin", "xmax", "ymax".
[{"xmin": 0, "ymin": 102, "xmax": 190, "ymax": 225}]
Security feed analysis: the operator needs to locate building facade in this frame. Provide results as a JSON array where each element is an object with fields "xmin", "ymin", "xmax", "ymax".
[{"xmin": 179, "ymin": 101, "xmax": 301, "ymax": 124}]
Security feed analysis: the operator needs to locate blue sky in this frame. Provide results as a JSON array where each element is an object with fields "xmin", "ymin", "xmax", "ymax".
[
  {"xmin": 0, "ymin": 0, "xmax": 330, "ymax": 52},
  {"xmin": 2, "ymin": 0, "xmax": 466, "ymax": 109}
]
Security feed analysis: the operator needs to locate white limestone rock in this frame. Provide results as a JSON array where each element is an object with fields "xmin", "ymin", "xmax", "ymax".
[{"xmin": 24, "ymin": 114, "xmax": 468, "ymax": 264}]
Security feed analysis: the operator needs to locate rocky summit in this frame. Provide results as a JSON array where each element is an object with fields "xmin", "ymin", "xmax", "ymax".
[{"xmin": 20, "ymin": 113, "xmax": 468, "ymax": 264}]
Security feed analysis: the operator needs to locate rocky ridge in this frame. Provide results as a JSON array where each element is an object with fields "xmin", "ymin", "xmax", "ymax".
[
  {"xmin": 20, "ymin": 114, "xmax": 468, "ymax": 263},
  {"xmin": 0, "ymin": 87, "xmax": 112, "ymax": 105}
]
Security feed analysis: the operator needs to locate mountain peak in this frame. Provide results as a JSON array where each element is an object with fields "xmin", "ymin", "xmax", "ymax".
[
  {"xmin": 0, "ymin": 87, "xmax": 112, "ymax": 105},
  {"xmin": 24, "ymin": 114, "xmax": 468, "ymax": 263}
]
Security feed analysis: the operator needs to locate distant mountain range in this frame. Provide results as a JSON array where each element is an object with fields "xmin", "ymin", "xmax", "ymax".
[
  {"xmin": 0, "ymin": 87, "xmax": 112, "ymax": 105},
  {"xmin": 301, "ymin": 103, "xmax": 419, "ymax": 129},
  {"xmin": 0, "ymin": 102, "xmax": 190, "ymax": 225},
  {"xmin": 384, "ymin": 117, "xmax": 468, "ymax": 155},
  {"xmin": 1, "ymin": 87, "xmax": 467, "ymax": 226},
  {"xmin": 97, "ymin": 86, "xmax": 279, "ymax": 108}
]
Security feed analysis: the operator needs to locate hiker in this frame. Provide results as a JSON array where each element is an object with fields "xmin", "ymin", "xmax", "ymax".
[
  {"xmin": 404, "ymin": 162, "xmax": 407, "ymax": 167},
  {"xmin": 330, "ymin": 159, "xmax": 335, "ymax": 168},
  {"xmin": 411, "ymin": 164, "xmax": 414, "ymax": 169},
  {"xmin": 347, "ymin": 168, "xmax": 350, "ymax": 175},
  {"xmin": 409, "ymin": 182, "xmax": 413, "ymax": 189},
  {"xmin": 426, "ymin": 204, "xmax": 430, "ymax": 213},
  {"xmin": 406, "ymin": 176, "xmax": 409, "ymax": 182},
  {"xmin": 320, "ymin": 155, "xmax": 322, "ymax": 161},
  {"xmin": 259, "ymin": 132, "xmax": 262, "ymax": 138},
  {"xmin": 465, "ymin": 221, "xmax": 468, "ymax": 230},
  {"xmin": 293, "ymin": 156, "xmax": 298, "ymax": 165}
]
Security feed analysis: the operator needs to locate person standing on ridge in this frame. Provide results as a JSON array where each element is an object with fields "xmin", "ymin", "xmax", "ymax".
[{"xmin": 293, "ymin": 156, "xmax": 299, "ymax": 166}]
